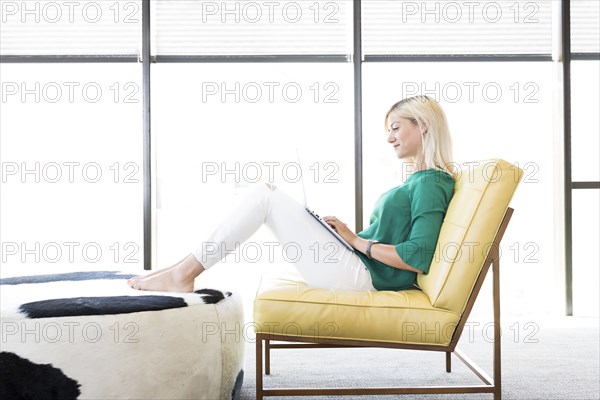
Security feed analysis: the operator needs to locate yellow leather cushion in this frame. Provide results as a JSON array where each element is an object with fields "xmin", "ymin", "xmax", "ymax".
[
  {"xmin": 254, "ymin": 274, "xmax": 460, "ymax": 346},
  {"xmin": 417, "ymin": 159, "xmax": 523, "ymax": 313}
]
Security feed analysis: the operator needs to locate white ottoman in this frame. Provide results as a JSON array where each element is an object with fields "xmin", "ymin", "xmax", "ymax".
[{"xmin": 0, "ymin": 271, "xmax": 245, "ymax": 400}]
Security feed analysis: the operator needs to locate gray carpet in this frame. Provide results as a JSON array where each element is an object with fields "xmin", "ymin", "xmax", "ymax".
[{"xmin": 238, "ymin": 317, "xmax": 600, "ymax": 400}]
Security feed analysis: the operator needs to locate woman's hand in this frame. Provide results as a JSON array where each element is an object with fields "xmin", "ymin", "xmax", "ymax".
[
  {"xmin": 322, "ymin": 216, "xmax": 424, "ymax": 273},
  {"xmin": 322, "ymin": 216, "xmax": 358, "ymax": 248},
  {"xmin": 323, "ymin": 216, "xmax": 423, "ymax": 273}
]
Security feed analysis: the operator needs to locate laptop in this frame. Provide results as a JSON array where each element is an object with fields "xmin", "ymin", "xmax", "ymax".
[{"xmin": 296, "ymin": 149, "xmax": 355, "ymax": 252}]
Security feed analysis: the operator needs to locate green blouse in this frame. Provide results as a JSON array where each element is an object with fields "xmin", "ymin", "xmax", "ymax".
[{"xmin": 357, "ymin": 168, "xmax": 455, "ymax": 291}]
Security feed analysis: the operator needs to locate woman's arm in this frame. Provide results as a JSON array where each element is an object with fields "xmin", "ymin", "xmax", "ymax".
[
  {"xmin": 351, "ymin": 237, "xmax": 424, "ymax": 274},
  {"xmin": 322, "ymin": 216, "xmax": 423, "ymax": 274}
]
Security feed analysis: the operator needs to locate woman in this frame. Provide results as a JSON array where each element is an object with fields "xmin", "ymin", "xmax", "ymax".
[{"xmin": 128, "ymin": 95, "xmax": 455, "ymax": 293}]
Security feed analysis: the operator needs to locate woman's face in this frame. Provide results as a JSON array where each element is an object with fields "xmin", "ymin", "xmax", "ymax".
[{"xmin": 386, "ymin": 116, "xmax": 424, "ymax": 161}]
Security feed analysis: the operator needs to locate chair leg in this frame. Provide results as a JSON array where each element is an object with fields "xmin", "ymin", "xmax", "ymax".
[
  {"xmin": 445, "ymin": 351, "xmax": 452, "ymax": 372},
  {"xmin": 256, "ymin": 336, "xmax": 263, "ymax": 400},
  {"xmin": 265, "ymin": 339, "xmax": 271, "ymax": 375},
  {"xmin": 493, "ymin": 257, "xmax": 502, "ymax": 400}
]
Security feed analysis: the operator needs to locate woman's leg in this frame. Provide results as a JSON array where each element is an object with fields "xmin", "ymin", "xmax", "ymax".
[{"xmin": 132, "ymin": 183, "xmax": 375, "ymax": 292}]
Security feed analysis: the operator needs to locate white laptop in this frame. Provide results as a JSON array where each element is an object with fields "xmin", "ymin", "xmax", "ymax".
[{"xmin": 296, "ymin": 149, "xmax": 355, "ymax": 252}]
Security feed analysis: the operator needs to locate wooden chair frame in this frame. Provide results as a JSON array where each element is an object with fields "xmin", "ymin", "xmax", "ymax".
[{"xmin": 255, "ymin": 207, "xmax": 513, "ymax": 400}]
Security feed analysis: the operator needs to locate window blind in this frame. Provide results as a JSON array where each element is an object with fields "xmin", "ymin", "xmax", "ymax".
[
  {"xmin": 0, "ymin": 0, "xmax": 141, "ymax": 56},
  {"xmin": 151, "ymin": 0, "xmax": 352, "ymax": 56},
  {"xmin": 571, "ymin": 0, "xmax": 600, "ymax": 54},
  {"xmin": 362, "ymin": 0, "xmax": 553, "ymax": 55}
]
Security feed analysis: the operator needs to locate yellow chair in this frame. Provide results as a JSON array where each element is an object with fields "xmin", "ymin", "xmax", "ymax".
[{"xmin": 253, "ymin": 159, "xmax": 523, "ymax": 400}]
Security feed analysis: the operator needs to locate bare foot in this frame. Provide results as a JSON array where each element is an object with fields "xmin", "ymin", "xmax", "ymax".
[
  {"xmin": 127, "ymin": 254, "xmax": 190, "ymax": 288},
  {"xmin": 131, "ymin": 255, "xmax": 205, "ymax": 293},
  {"xmin": 132, "ymin": 268, "xmax": 194, "ymax": 292}
]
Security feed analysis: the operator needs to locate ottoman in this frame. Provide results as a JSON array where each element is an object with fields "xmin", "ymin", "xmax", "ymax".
[{"xmin": 0, "ymin": 270, "xmax": 245, "ymax": 400}]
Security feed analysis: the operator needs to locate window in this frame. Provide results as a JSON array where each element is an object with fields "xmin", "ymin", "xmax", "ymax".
[
  {"xmin": 152, "ymin": 0, "xmax": 352, "ymax": 56},
  {"xmin": 571, "ymin": 0, "xmax": 600, "ymax": 54},
  {"xmin": 572, "ymin": 189, "xmax": 600, "ymax": 317},
  {"xmin": 0, "ymin": 63, "xmax": 143, "ymax": 271},
  {"xmin": 151, "ymin": 62, "xmax": 353, "ymax": 306},
  {"xmin": 570, "ymin": 0, "xmax": 600, "ymax": 316},
  {"xmin": 363, "ymin": 0, "xmax": 552, "ymax": 55},
  {"xmin": 571, "ymin": 60, "xmax": 600, "ymax": 182},
  {"xmin": 0, "ymin": 0, "xmax": 142, "ymax": 55}
]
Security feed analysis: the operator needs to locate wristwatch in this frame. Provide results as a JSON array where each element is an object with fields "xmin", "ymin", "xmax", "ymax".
[{"xmin": 366, "ymin": 240, "xmax": 378, "ymax": 259}]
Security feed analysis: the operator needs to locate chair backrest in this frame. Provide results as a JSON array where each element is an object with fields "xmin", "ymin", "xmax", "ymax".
[{"xmin": 417, "ymin": 159, "xmax": 523, "ymax": 314}]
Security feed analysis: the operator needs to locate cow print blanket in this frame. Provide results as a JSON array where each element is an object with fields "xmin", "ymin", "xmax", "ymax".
[{"xmin": 0, "ymin": 270, "xmax": 244, "ymax": 400}]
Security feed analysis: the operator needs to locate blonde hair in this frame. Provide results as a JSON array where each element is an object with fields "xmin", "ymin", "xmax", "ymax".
[{"xmin": 384, "ymin": 95, "xmax": 455, "ymax": 177}]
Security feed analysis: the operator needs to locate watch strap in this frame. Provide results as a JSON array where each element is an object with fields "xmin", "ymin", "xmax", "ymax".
[{"xmin": 366, "ymin": 240, "xmax": 378, "ymax": 259}]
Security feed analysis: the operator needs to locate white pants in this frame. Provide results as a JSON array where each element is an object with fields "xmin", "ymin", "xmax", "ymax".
[{"xmin": 191, "ymin": 184, "xmax": 376, "ymax": 292}]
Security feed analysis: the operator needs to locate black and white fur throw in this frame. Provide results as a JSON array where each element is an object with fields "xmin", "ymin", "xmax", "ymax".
[{"xmin": 0, "ymin": 271, "xmax": 244, "ymax": 400}]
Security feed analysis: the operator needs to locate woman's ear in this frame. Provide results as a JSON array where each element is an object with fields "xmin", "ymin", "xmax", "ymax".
[{"xmin": 418, "ymin": 120, "xmax": 428, "ymax": 135}]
